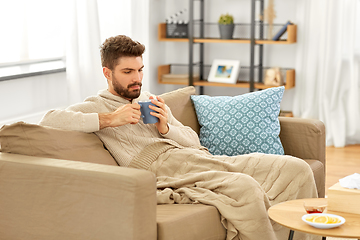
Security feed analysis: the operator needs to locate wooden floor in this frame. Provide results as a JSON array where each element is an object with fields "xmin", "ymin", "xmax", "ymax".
[{"xmin": 325, "ymin": 144, "xmax": 360, "ymax": 196}]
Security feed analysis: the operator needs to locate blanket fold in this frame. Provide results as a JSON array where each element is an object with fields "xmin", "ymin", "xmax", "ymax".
[{"xmin": 128, "ymin": 142, "xmax": 177, "ymax": 170}]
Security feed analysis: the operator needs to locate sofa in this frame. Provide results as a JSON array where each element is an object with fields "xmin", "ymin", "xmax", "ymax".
[{"xmin": 0, "ymin": 86, "xmax": 325, "ymax": 240}]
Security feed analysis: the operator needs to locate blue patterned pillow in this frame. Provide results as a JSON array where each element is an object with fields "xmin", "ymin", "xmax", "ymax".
[{"xmin": 191, "ymin": 86, "xmax": 285, "ymax": 156}]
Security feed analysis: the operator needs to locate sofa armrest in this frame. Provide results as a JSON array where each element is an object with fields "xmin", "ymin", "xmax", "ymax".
[
  {"xmin": 0, "ymin": 153, "xmax": 157, "ymax": 240},
  {"xmin": 279, "ymin": 117, "xmax": 326, "ymax": 165}
]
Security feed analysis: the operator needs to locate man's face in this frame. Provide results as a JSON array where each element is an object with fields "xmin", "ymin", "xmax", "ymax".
[{"xmin": 105, "ymin": 56, "xmax": 144, "ymax": 101}]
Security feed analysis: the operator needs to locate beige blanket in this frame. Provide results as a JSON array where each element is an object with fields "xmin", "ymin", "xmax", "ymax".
[{"xmin": 130, "ymin": 142, "xmax": 318, "ymax": 240}]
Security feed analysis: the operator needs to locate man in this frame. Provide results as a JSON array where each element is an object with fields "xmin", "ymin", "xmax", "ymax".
[{"xmin": 40, "ymin": 35, "xmax": 317, "ymax": 240}]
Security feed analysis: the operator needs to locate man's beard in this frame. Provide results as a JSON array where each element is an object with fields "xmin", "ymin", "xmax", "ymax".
[{"xmin": 112, "ymin": 78, "xmax": 142, "ymax": 100}]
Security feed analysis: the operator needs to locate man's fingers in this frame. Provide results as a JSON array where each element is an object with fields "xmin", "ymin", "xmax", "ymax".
[{"xmin": 132, "ymin": 102, "xmax": 141, "ymax": 110}]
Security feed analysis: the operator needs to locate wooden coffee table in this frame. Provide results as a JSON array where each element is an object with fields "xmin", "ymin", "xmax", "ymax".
[{"xmin": 268, "ymin": 198, "xmax": 360, "ymax": 240}]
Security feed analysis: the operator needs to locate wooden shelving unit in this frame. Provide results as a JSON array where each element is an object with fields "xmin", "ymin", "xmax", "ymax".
[
  {"xmin": 157, "ymin": 0, "xmax": 297, "ymax": 92},
  {"xmin": 158, "ymin": 64, "xmax": 295, "ymax": 90}
]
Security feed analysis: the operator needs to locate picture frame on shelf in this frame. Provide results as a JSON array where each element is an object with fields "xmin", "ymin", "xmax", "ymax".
[{"xmin": 208, "ymin": 59, "xmax": 240, "ymax": 84}]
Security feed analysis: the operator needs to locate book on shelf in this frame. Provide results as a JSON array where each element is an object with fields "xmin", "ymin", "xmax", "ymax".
[
  {"xmin": 162, "ymin": 73, "xmax": 199, "ymax": 83},
  {"xmin": 272, "ymin": 21, "xmax": 293, "ymax": 41}
]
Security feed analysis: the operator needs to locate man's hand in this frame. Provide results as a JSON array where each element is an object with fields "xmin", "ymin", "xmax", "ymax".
[
  {"xmin": 99, "ymin": 103, "xmax": 141, "ymax": 129},
  {"xmin": 149, "ymin": 96, "xmax": 169, "ymax": 134}
]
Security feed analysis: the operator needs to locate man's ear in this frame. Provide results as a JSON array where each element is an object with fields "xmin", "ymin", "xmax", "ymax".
[{"xmin": 103, "ymin": 67, "xmax": 112, "ymax": 80}]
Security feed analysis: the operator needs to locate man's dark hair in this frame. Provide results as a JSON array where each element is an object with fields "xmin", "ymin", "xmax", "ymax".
[{"xmin": 100, "ymin": 35, "xmax": 145, "ymax": 70}]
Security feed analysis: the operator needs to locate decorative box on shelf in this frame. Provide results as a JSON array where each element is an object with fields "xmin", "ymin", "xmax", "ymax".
[
  {"xmin": 166, "ymin": 23, "xmax": 188, "ymax": 38},
  {"xmin": 327, "ymin": 182, "xmax": 360, "ymax": 215}
]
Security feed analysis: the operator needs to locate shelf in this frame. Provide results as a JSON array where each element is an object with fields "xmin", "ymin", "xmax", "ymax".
[
  {"xmin": 279, "ymin": 111, "xmax": 294, "ymax": 117},
  {"xmin": 158, "ymin": 23, "xmax": 297, "ymax": 44},
  {"xmin": 158, "ymin": 23, "xmax": 188, "ymax": 42},
  {"xmin": 158, "ymin": 65, "xmax": 295, "ymax": 90}
]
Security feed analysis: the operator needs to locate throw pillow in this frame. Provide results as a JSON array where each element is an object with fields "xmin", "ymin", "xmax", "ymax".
[
  {"xmin": 0, "ymin": 122, "xmax": 118, "ymax": 166},
  {"xmin": 191, "ymin": 86, "xmax": 285, "ymax": 156}
]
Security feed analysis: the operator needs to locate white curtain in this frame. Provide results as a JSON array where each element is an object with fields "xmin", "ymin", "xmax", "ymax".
[
  {"xmin": 66, "ymin": 0, "xmax": 106, "ymax": 104},
  {"xmin": 131, "ymin": 0, "xmax": 150, "ymax": 92},
  {"xmin": 293, "ymin": 0, "xmax": 360, "ymax": 147}
]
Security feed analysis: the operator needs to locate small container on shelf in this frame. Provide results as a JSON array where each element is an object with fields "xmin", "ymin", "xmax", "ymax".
[{"xmin": 166, "ymin": 22, "xmax": 188, "ymax": 38}]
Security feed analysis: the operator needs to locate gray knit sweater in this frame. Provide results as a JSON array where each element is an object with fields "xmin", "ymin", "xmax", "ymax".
[{"xmin": 39, "ymin": 89, "xmax": 201, "ymax": 166}]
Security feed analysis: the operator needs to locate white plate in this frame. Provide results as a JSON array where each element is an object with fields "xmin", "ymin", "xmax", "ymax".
[{"xmin": 302, "ymin": 213, "xmax": 345, "ymax": 229}]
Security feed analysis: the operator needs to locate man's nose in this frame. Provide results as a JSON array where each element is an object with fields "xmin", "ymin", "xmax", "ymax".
[{"xmin": 134, "ymin": 71, "xmax": 142, "ymax": 82}]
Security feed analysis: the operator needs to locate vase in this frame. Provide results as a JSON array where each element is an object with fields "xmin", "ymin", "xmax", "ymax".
[{"xmin": 219, "ymin": 24, "xmax": 234, "ymax": 39}]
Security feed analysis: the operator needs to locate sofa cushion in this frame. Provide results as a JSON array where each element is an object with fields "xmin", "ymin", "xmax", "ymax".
[
  {"xmin": 157, "ymin": 204, "xmax": 226, "ymax": 240},
  {"xmin": 0, "ymin": 122, "xmax": 118, "ymax": 166},
  {"xmin": 191, "ymin": 86, "xmax": 285, "ymax": 156},
  {"xmin": 160, "ymin": 86, "xmax": 200, "ymax": 135}
]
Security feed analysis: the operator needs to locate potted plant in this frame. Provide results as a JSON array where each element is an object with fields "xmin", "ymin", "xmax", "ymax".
[{"xmin": 218, "ymin": 13, "xmax": 234, "ymax": 39}]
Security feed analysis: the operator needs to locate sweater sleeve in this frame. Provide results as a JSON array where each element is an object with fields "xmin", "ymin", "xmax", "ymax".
[
  {"xmin": 39, "ymin": 101, "xmax": 100, "ymax": 133},
  {"xmin": 160, "ymin": 106, "xmax": 201, "ymax": 148}
]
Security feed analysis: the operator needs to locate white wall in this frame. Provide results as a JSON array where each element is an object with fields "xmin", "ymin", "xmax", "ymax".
[{"xmin": 0, "ymin": 72, "xmax": 68, "ymax": 125}]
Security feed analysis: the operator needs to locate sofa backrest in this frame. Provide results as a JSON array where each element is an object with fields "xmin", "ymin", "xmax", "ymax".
[
  {"xmin": 0, "ymin": 87, "xmax": 200, "ymax": 166},
  {"xmin": 0, "ymin": 87, "xmax": 326, "ymax": 168},
  {"xmin": 160, "ymin": 86, "xmax": 200, "ymax": 135}
]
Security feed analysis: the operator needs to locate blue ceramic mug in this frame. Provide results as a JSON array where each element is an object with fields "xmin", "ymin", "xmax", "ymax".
[{"xmin": 138, "ymin": 100, "xmax": 159, "ymax": 124}]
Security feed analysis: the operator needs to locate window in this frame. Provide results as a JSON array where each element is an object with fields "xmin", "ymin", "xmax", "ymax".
[{"xmin": 0, "ymin": 0, "xmax": 68, "ymax": 65}]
